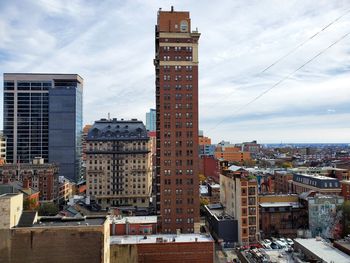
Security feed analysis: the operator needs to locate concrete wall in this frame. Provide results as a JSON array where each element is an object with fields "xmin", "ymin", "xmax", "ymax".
[
  {"xmin": 0, "ymin": 194, "xmax": 23, "ymax": 229},
  {"xmin": 0, "ymin": 225, "xmax": 107, "ymax": 263},
  {"xmin": 110, "ymin": 244, "xmax": 138, "ymax": 263}
]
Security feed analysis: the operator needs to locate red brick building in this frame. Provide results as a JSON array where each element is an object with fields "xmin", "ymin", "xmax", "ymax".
[
  {"xmin": 274, "ymin": 170, "xmax": 293, "ymax": 194},
  {"xmin": 110, "ymin": 234, "xmax": 214, "ymax": 263},
  {"xmin": 199, "ymin": 156, "xmax": 220, "ymax": 182},
  {"xmin": 155, "ymin": 7, "xmax": 200, "ymax": 233},
  {"xmin": 110, "ymin": 216, "xmax": 157, "ymax": 236},
  {"xmin": 341, "ymin": 180, "xmax": 350, "ymax": 200},
  {"xmin": 0, "ymin": 160, "xmax": 59, "ymax": 201}
]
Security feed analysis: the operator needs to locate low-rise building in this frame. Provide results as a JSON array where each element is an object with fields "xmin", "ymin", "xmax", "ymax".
[
  {"xmin": 199, "ymin": 155, "xmax": 220, "ymax": 182},
  {"xmin": 0, "ymin": 183, "xmax": 39, "ymax": 211},
  {"xmin": 214, "ymin": 145, "xmax": 251, "ymax": 164},
  {"xmin": 0, "ymin": 193, "xmax": 110, "ymax": 263},
  {"xmin": 294, "ymin": 238, "xmax": 350, "ymax": 263},
  {"xmin": 58, "ymin": 176, "xmax": 74, "ymax": 204},
  {"xmin": 207, "ymin": 184, "xmax": 220, "ymax": 204},
  {"xmin": 0, "ymin": 158, "xmax": 59, "ymax": 202},
  {"xmin": 300, "ymin": 192, "xmax": 344, "ymax": 238},
  {"xmin": 289, "ymin": 173, "xmax": 341, "ymax": 195},
  {"xmin": 110, "ymin": 234, "xmax": 214, "ymax": 263},
  {"xmin": 341, "ymin": 180, "xmax": 350, "ymax": 200},
  {"xmin": 258, "ymin": 194, "xmax": 308, "ymax": 238},
  {"xmin": 274, "ymin": 170, "xmax": 293, "ymax": 194},
  {"xmin": 109, "ymin": 215, "xmax": 157, "ymax": 235},
  {"xmin": 204, "ymin": 203, "xmax": 238, "ymax": 245}
]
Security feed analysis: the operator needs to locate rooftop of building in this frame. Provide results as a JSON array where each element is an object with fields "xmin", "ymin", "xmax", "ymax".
[
  {"xmin": 227, "ymin": 165, "xmax": 246, "ymax": 172},
  {"xmin": 87, "ymin": 118, "xmax": 148, "ymax": 141},
  {"xmin": 259, "ymin": 202, "xmax": 300, "ymax": 208},
  {"xmin": 208, "ymin": 183, "xmax": 220, "ymax": 189},
  {"xmin": 205, "ymin": 204, "xmax": 235, "ymax": 221},
  {"xmin": 294, "ymin": 238, "xmax": 350, "ymax": 263},
  {"xmin": 16, "ymin": 215, "xmax": 106, "ymax": 228},
  {"xmin": 334, "ymin": 238, "xmax": 350, "ymax": 254},
  {"xmin": 110, "ymin": 233, "xmax": 213, "ymax": 245},
  {"xmin": 0, "ymin": 193, "xmax": 20, "ymax": 199},
  {"xmin": 4, "ymin": 73, "xmax": 83, "ymax": 82},
  {"xmin": 294, "ymin": 173, "xmax": 339, "ymax": 181},
  {"xmin": 0, "ymin": 162, "xmax": 58, "ymax": 169},
  {"xmin": 299, "ymin": 191, "xmax": 343, "ymax": 200},
  {"xmin": 109, "ymin": 215, "xmax": 157, "ymax": 224},
  {"xmin": 200, "ymin": 185, "xmax": 208, "ymax": 195}
]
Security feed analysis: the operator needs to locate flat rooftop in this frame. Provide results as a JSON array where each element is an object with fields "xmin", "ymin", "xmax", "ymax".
[
  {"xmin": 205, "ymin": 204, "xmax": 235, "ymax": 221},
  {"xmin": 0, "ymin": 193, "xmax": 21, "ymax": 198},
  {"xmin": 297, "ymin": 173, "xmax": 338, "ymax": 180},
  {"xmin": 28, "ymin": 217, "xmax": 106, "ymax": 228},
  {"xmin": 110, "ymin": 234, "xmax": 213, "ymax": 245},
  {"xmin": 109, "ymin": 215, "xmax": 157, "ymax": 224},
  {"xmin": 294, "ymin": 238, "xmax": 350, "ymax": 263},
  {"xmin": 260, "ymin": 202, "xmax": 300, "ymax": 208}
]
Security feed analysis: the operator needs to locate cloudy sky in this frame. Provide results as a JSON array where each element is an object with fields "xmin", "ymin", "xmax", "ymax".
[{"xmin": 1, "ymin": 0, "xmax": 350, "ymax": 144}]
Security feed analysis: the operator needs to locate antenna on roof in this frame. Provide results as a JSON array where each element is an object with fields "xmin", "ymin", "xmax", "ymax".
[{"xmin": 108, "ymin": 112, "xmax": 110, "ymax": 120}]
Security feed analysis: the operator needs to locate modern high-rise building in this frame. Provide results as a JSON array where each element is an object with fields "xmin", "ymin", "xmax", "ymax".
[
  {"xmin": 85, "ymin": 118, "xmax": 152, "ymax": 209},
  {"xmin": 154, "ymin": 7, "xmax": 200, "ymax": 233},
  {"xmin": 3, "ymin": 73, "xmax": 83, "ymax": 182},
  {"xmin": 0, "ymin": 131, "xmax": 6, "ymax": 163},
  {"xmin": 146, "ymin": 108, "xmax": 156, "ymax": 132}
]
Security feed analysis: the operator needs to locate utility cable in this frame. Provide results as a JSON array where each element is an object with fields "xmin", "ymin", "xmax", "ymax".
[
  {"xmin": 208, "ymin": 30, "xmax": 350, "ymax": 131},
  {"xmin": 261, "ymin": 8, "xmax": 350, "ymax": 73}
]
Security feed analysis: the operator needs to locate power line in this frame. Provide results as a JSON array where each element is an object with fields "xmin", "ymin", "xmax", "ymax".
[
  {"xmin": 207, "ymin": 8, "xmax": 350, "ymax": 114},
  {"xmin": 261, "ymin": 8, "xmax": 350, "ymax": 73},
  {"xmin": 209, "ymin": 30, "xmax": 350, "ymax": 131}
]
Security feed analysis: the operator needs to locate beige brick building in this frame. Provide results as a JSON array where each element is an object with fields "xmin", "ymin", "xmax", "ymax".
[
  {"xmin": 220, "ymin": 166, "xmax": 259, "ymax": 246},
  {"xmin": 85, "ymin": 119, "xmax": 152, "ymax": 209}
]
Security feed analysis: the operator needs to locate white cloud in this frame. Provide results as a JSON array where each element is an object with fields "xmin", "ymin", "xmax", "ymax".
[{"xmin": 0, "ymin": 0, "xmax": 350, "ymax": 143}]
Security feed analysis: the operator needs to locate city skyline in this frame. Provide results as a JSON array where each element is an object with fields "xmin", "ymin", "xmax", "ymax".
[{"xmin": 1, "ymin": 1, "xmax": 350, "ymax": 143}]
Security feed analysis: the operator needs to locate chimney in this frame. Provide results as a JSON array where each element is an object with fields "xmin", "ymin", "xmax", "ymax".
[{"xmin": 171, "ymin": 6, "xmax": 174, "ymax": 12}]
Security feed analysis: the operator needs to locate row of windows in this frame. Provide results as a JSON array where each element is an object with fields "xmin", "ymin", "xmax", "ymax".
[
  {"xmin": 163, "ymin": 228, "xmax": 194, "ymax": 233},
  {"xmin": 163, "ymin": 103, "xmax": 193, "ymax": 110},
  {"xmin": 164, "ymin": 178, "xmax": 194, "ymax": 185},
  {"xmin": 163, "ymin": 84, "xmax": 193, "ymax": 90},
  {"xmin": 88, "ymin": 190, "xmax": 148, "ymax": 198},
  {"xmin": 163, "ymin": 94, "xmax": 193, "ymax": 101},
  {"xmin": 163, "ymin": 75, "xmax": 193, "ymax": 81},
  {"xmin": 163, "ymin": 56, "xmax": 192, "ymax": 61},
  {"xmin": 164, "ymin": 121, "xmax": 193, "ymax": 129},
  {"xmin": 163, "ymin": 159, "xmax": 193, "ymax": 166},
  {"xmin": 163, "ymin": 46, "xmax": 192, "ymax": 52}
]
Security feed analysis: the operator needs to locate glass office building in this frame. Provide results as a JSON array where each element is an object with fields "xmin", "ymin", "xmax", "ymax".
[
  {"xmin": 3, "ymin": 73, "xmax": 83, "ymax": 182},
  {"xmin": 145, "ymin": 108, "xmax": 156, "ymax": 131}
]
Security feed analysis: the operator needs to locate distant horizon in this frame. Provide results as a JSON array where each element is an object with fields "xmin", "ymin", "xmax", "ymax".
[{"xmin": 212, "ymin": 141, "xmax": 350, "ymax": 145}]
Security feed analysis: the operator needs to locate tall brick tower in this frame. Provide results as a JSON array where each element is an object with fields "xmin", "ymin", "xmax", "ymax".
[{"xmin": 154, "ymin": 7, "xmax": 200, "ymax": 233}]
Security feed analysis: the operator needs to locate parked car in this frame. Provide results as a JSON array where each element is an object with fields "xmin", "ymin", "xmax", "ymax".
[
  {"xmin": 270, "ymin": 242, "xmax": 279, "ymax": 249},
  {"xmin": 286, "ymin": 238, "xmax": 294, "ymax": 246}
]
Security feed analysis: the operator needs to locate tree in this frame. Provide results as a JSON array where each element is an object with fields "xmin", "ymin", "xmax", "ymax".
[
  {"xmin": 243, "ymin": 159, "xmax": 256, "ymax": 168},
  {"xmin": 198, "ymin": 174, "xmax": 206, "ymax": 184},
  {"xmin": 200, "ymin": 197, "xmax": 209, "ymax": 207},
  {"xmin": 281, "ymin": 162, "xmax": 293, "ymax": 169},
  {"xmin": 341, "ymin": 201, "xmax": 350, "ymax": 236},
  {"xmin": 38, "ymin": 202, "xmax": 59, "ymax": 216},
  {"xmin": 23, "ymin": 198, "xmax": 38, "ymax": 211}
]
